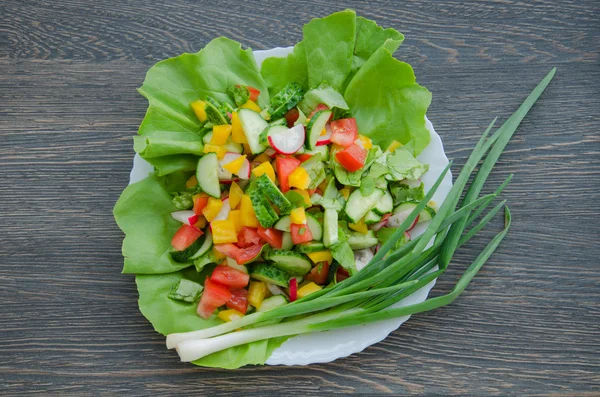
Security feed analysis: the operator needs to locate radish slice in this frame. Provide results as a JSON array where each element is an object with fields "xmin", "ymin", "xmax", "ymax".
[
  {"xmin": 354, "ymin": 248, "xmax": 374, "ymax": 271},
  {"xmin": 212, "ymin": 198, "xmax": 231, "ymax": 221},
  {"xmin": 218, "ymin": 152, "xmax": 250, "ymax": 180},
  {"xmin": 265, "ymin": 148, "xmax": 277, "ymax": 158},
  {"xmin": 289, "ymin": 278, "xmax": 298, "ymax": 302},
  {"xmin": 171, "ymin": 210, "xmax": 198, "ymax": 226},
  {"xmin": 386, "ymin": 209, "xmax": 412, "ymax": 228},
  {"xmin": 267, "ymin": 124, "xmax": 305, "ymax": 155},
  {"xmin": 370, "ymin": 218, "xmax": 388, "ymax": 231},
  {"xmin": 316, "ymin": 125, "xmax": 332, "ymax": 146},
  {"xmin": 407, "ymin": 215, "xmax": 420, "ymax": 231},
  {"xmin": 267, "ymin": 283, "xmax": 288, "ymax": 298},
  {"xmin": 405, "ymin": 231, "xmax": 412, "ymax": 240}
]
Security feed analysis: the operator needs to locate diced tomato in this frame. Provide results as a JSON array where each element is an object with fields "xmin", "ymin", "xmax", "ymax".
[
  {"xmin": 247, "ymin": 86, "xmax": 260, "ymax": 102},
  {"xmin": 236, "ymin": 227, "xmax": 261, "ymax": 248},
  {"xmin": 235, "ymin": 243, "xmax": 263, "ymax": 265},
  {"xmin": 214, "ymin": 243, "xmax": 240, "ymax": 259},
  {"xmin": 305, "ymin": 261, "xmax": 330, "ymax": 285},
  {"xmin": 336, "ymin": 266, "xmax": 350, "ymax": 282},
  {"xmin": 290, "ymin": 223, "xmax": 313, "ymax": 244},
  {"xmin": 171, "ymin": 224, "xmax": 204, "ymax": 251},
  {"xmin": 193, "ymin": 196, "xmax": 209, "ymax": 215},
  {"xmin": 330, "ymin": 118, "xmax": 358, "ymax": 148},
  {"xmin": 335, "ymin": 143, "xmax": 368, "ymax": 172},
  {"xmin": 308, "ymin": 104, "xmax": 330, "ymax": 120},
  {"xmin": 197, "ymin": 278, "xmax": 232, "ymax": 319},
  {"xmin": 211, "ymin": 265, "xmax": 250, "ymax": 289},
  {"xmin": 226, "ymin": 288, "xmax": 249, "ymax": 314},
  {"xmin": 296, "ymin": 153, "xmax": 313, "ymax": 163},
  {"xmin": 307, "ymin": 188, "xmax": 317, "ymax": 195},
  {"xmin": 284, "ymin": 108, "xmax": 300, "ymax": 128},
  {"xmin": 257, "ymin": 227, "xmax": 283, "ymax": 249},
  {"xmin": 275, "ymin": 156, "xmax": 300, "ymax": 192}
]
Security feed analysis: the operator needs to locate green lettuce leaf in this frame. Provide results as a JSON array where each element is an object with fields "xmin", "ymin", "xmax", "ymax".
[
  {"xmin": 385, "ymin": 147, "xmax": 429, "ymax": 180},
  {"xmin": 136, "ymin": 267, "xmax": 289, "ymax": 369},
  {"xmin": 351, "ymin": 17, "xmax": 404, "ymax": 75},
  {"xmin": 344, "ymin": 42, "xmax": 432, "ymax": 154},
  {"xmin": 261, "ymin": 41, "xmax": 308, "ymax": 96},
  {"xmin": 298, "ymin": 83, "xmax": 349, "ymax": 114}
]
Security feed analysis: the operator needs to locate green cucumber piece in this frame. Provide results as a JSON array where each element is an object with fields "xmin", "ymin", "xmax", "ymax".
[
  {"xmin": 226, "ymin": 257, "xmax": 248, "ymax": 274},
  {"xmin": 274, "ymin": 214, "xmax": 321, "ymax": 240},
  {"xmin": 258, "ymin": 295, "xmax": 289, "ymax": 312},
  {"xmin": 345, "ymin": 188, "xmax": 385, "ymax": 223},
  {"xmin": 205, "ymin": 96, "xmax": 229, "ymax": 125},
  {"xmin": 250, "ymin": 263, "xmax": 290, "ymax": 287},
  {"xmin": 269, "ymin": 118, "xmax": 288, "ymax": 127},
  {"xmin": 281, "ymin": 232, "xmax": 293, "ymax": 250},
  {"xmin": 168, "ymin": 279, "xmax": 203, "ymax": 303},
  {"xmin": 255, "ymin": 174, "xmax": 291, "ymax": 213},
  {"xmin": 248, "ymin": 188, "xmax": 279, "ymax": 228},
  {"xmin": 372, "ymin": 189, "xmax": 393, "ymax": 216},
  {"xmin": 268, "ymin": 82, "xmax": 304, "ymax": 120},
  {"xmin": 394, "ymin": 201, "xmax": 436, "ymax": 223},
  {"xmin": 170, "ymin": 234, "xmax": 205, "ymax": 263},
  {"xmin": 238, "ymin": 108, "xmax": 268, "ymax": 154},
  {"xmin": 274, "ymin": 215, "xmax": 291, "ymax": 232},
  {"xmin": 196, "ymin": 153, "xmax": 220, "ymax": 198},
  {"xmin": 190, "ymin": 229, "xmax": 213, "ymax": 259},
  {"xmin": 347, "ymin": 230, "xmax": 379, "ymax": 250},
  {"xmin": 323, "ymin": 209, "xmax": 338, "ymax": 247},
  {"xmin": 364, "ymin": 210, "xmax": 382, "ymax": 225},
  {"xmin": 296, "ymin": 241, "xmax": 326, "ymax": 253},
  {"xmin": 306, "ymin": 110, "xmax": 332, "ymax": 150},
  {"xmin": 265, "ymin": 249, "xmax": 312, "ymax": 276}
]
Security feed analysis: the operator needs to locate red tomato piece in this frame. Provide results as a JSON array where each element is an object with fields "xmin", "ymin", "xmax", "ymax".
[
  {"xmin": 275, "ymin": 156, "xmax": 300, "ymax": 192},
  {"xmin": 193, "ymin": 196, "xmax": 209, "ymax": 215},
  {"xmin": 296, "ymin": 153, "xmax": 313, "ymax": 163},
  {"xmin": 305, "ymin": 261, "xmax": 330, "ymax": 285},
  {"xmin": 236, "ymin": 227, "xmax": 261, "ymax": 248},
  {"xmin": 235, "ymin": 243, "xmax": 263, "ymax": 265},
  {"xmin": 330, "ymin": 118, "xmax": 358, "ymax": 148},
  {"xmin": 284, "ymin": 108, "xmax": 300, "ymax": 128},
  {"xmin": 290, "ymin": 223, "xmax": 313, "ymax": 244},
  {"xmin": 308, "ymin": 104, "xmax": 330, "ymax": 120},
  {"xmin": 211, "ymin": 265, "xmax": 250, "ymax": 289},
  {"xmin": 196, "ymin": 278, "xmax": 232, "ymax": 319},
  {"xmin": 257, "ymin": 226, "xmax": 283, "ymax": 249},
  {"xmin": 335, "ymin": 143, "xmax": 368, "ymax": 172},
  {"xmin": 247, "ymin": 86, "xmax": 260, "ymax": 102},
  {"xmin": 171, "ymin": 224, "xmax": 204, "ymax": 251},
  {"xmin": 226, "ymin": 288, "xmax": 249, "ymax": 314},
  {"xmin": 336, "ymin": 267, "xmax": 350, "ymax": 282},
  {"xmin": 213, "ymin": 243, "xmax": 241, "ymax": 259}
]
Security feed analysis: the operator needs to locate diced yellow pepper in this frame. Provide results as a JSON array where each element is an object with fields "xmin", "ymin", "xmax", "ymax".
[
  {"xmin": 243, "ymin": 143, "xmax": 252, "ymax": 155},
  {"xmin": 248, "ymin": 281, "xmax": 267, "ymax": 309},
  {"xmin": 290, "ymin": 207, "xmax": 306, "ymax": 225},
  {"xmin": 231, "ymin": 111, "xmax": 248, "ymax": 144},
  {"xmin": 212, "ymin": 246, "xmax": 226, "ymax": 261},
  {"xmin": 293, "ymin": 189, "xmax": 311, "ymax": 205},
  {"xmin": 218, "ymin": 309, "xmax": 244, "ymax": 322},
  {"xmin": 223, "ymin": 155, "xmax": 247, "ymax": 175},
  {"xmin": 288, "ymin": 167, "xmax": 310, "ymax": 189},
  {"xmin": 254, "ymin": 153, "xmax": 271, "ymax": 164},
  {"xmin": 252, "ymin": 161, "xmax": 276, "ymax": 183},
  {"xmin": 320, "ymin": 128, "xmax": 327, "ymax": 136},
  {"xmin": 240, "ymin": 195, "xmax": 259, "ymax": 227},
  {"xmin": 194, "ymin": 216, "xmax": 207, "ymax": 229},
  {"xmin": 185, "ymin": 175, "xmax": 198, "ymax": 188},
  {"xmin": 227, "ymin": 210, "xmax": 243, "ymax": 233},
  {"xmin": 191, "ymin": 100, "xmax": 208, "ymax": 122},
  {"xmin": 306, "ymin": 250, "xmax": 333, "ymax": 264},
  {"xmin": 241, "ymin": 100, "xmax": 261, "ymax": 113},
  {"xmin": 349, "ymin": 218, "xmax": 368, "ymax": 234},
  {"xmin": 386, "ymin": 140, "xmax": 402, "ymax": 153},
  {"xmin": 297, "ymin": 282, "xmax": 322, "ymax": 298},
  {"xmin": 358, "ymin": 134, "xmax": 373, "ymax": 149},
  {"xmin": 211, "ymin": 219, "xmax": 238, "ymax": 244},
  {"xmin": 339, "ymin": 187, "xmax": 351, "ymax": 200},
  {"xmin": 210, "ymin": 125, "xmax": 232, "ymax": 145},
  {"xmin": 228, "ymin": 181, "xmax": 243, "ymax": 210},
  {"xmin": 204, "ymin": 144, "xmax": 227, "ymax": 159},
  {"xmin": 202, "ymin": 197, "xmax": 224, "ymax": 222}
]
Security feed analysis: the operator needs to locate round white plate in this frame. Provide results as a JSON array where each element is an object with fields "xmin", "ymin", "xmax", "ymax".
[{"xmin": 129, "ymin": 47, "xmax": 452, "ymax": 366}]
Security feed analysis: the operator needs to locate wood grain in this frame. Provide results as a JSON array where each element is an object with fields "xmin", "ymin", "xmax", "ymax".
[{"xmin": 1, "ymin": 0, "xmax": 599, "ymax": 395}]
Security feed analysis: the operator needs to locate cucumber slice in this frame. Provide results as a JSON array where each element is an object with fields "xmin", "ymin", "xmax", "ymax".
[
  {"xmin": 190, "ymin": 229, "xmax": 213, "ymax": 259},
  {"xmin": 170, "ymin": 234, "xmax": 206, "ymax": 263},
  {"xmin": 196, "ymin": 153, "xmax": 220, "ymax": 198},
  {"xmin": 345, "ymin": 188, "xmax": 385, "ymax": 224},
  {"xmin": 389, "ymin": 201, "xmax": 436, "ymax": 227},
  {"xmin": 269, "ymin": 118, "xmax": 288, "ymax": 127},
  {"xmin": 250, "ymin": 263, "xmax": 290, "ymax": 287},
  {"xmin": 265, "ymin": 249, "xmax": 312, "ymax": 276},
  {"xmin": 281, "ymin": 232, "xmax": 293, "ymax": 250},
  {"xmin": 248, "ymin": 188, "xmax": 279, "ymax": 228},
  {"xmin": 257, "ymin": 295, "xmax": 288, "ymax": 312},
  {"xmin": 364, "ymin": 210, "xmax": 382, "ymax": 225},
  {"xmin": 268, "ymin": 82, "xmax": 304, "ymax": 120},
  {"xmin": 168, "ymin": 279, "xmax": 203, "ymax": 303},
  {"xmin": 274, "ymin": 215, "xmax": 291, "ymax": 232},
  {"xmin": 238, "ymin": 108, "xmax": 268, "ymax": 154},
  {"xmin": 296, "ymin": 241, "xmax": 326, "ymax": 253},
  {"xmin": 306, "ymin": 110, "xmax": 332, "ymax": 150},
  {"xmin": 205, "ymin": 97, "xmax": 229, "ymax": 125},
  {"xmin": 323, "ymin": 209, "xmax": 338, "ymax": 248},
  {"xmin": 372, "ymin": 189, "xmax": 393, "ymax": 216},
  {"xmin": 306, "ymin": 214, "xmax": 322, "ymax": 241},
  {"xmin": 226, "ymin": 257, "xmax": 248, "ymax": 274},
  {"xmin": 347, "ymin": 230, "xmax": 379, "ymax": 250},
  {"xmin": 255, "ymin": 174, "xmax": 291, "ymax": 213}
]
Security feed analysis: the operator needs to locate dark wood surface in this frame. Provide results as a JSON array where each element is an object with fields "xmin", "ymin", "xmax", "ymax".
[{"xmin": 1, "ymin": 0, "xmax": 599, "ymax": 395}]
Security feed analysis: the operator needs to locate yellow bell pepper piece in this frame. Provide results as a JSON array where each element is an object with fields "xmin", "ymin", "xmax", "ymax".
[
  {"xmin": 358, "ymin": 134, "xmax": 373, "ymax": 149},
  {"xmin": 231, "ymin": 111, "xmax": 248, "ymax": 144},
  {"xmin": 210, "ymin": 125, "xmax": 232, "ymax": 145},
  {"xmin": 211, "ymin": 219, "xmax": 238, "ymax": 244},
  {"xmin": 386, "ymin": 140, "xmax": 402, "ymax": 153},
  {"xmin": 306, "ymin": 250, "xmax": 333, "ymax": 264},
  {"xmin": 243, "ymin": 143, "xmax": 252, "ymax": 155},
  {"xmin": 293, "ymin": 189, "xmax": 311, "ymax": 205},
  {"xmin": 212, "ymin": 246, "xmax": 226, "ymax": 261},
  {"xmin": 227, "ymin": 210, "xmax": 243, "ymax": 233},
  {"xmin": 185, "ymin": 175, "xmax": 198, "ymax": 188},
  {"xmin": 288, "ymin": 167, "xmax": 310, "ymax": 189},
  {"xmin": 241, "ymin": 100, "xmax": 261, "ymax": 113},
  {"xmin": 290, "ymin": 207, "xmax": 306, "ymax": 225},
  {"xmin": 252, "ymin": 161, "xmax": 276, "ymax": 183},
  {"xmin": 240, "ymin": 195, "xmax": 259, "ymax": 227},
  {"xmin": 253, "ymin": 153, "xmax": 271, "ymax": 164},
  {"xmin": 297, "ymin": 282, "xmax": 322, "ymax": 298},
  {"xmin": 320, "ymin": 128, "xmax": 327, "ymax": 136},
  {"xmin": 339, "ymin": 186, "xmax": 351, "ymax": 200},
  {"xmin": 228, "ymin": 181, "xmax": 243, "ymax": 210},
  {"xmin": 349, "ymin": 218, "xmax": 368, "ymax": 234},
  {"xmin": 190, "ymin": 100, "xmax": 208, "ymax": 122},
  {"xmin": 202, "ymin": 197, "xmax": 223, "ymax": 222},
  {"xmin": 218, "ymin": 309, "xmax": 244, "ymax": 322},
  {"xmin": 223, "ymin": 155, "xmax": 247, "ymax": 176},
  {"xmin": 317, "ymin": 178, "xmax": 330, "ymax": 193},
  {"xmin": 248, "ymin": 281, "xmax": 267, "ymax": 309},
  {"xmin": 204, "ymin": 144, "xmax": 227, "ymax": 159},
  {"xmin": 194, "ymin": 216, "xmax": 207, "ymax": 229}
]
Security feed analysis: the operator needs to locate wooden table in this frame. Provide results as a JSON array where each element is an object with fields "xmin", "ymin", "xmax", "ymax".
[{"xmin": 2, "ymin": 0, "xmax": 599, "ymax": 395}]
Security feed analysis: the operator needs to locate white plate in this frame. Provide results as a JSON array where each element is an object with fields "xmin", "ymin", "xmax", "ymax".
[{"xmin": 129, "ymin": 47, "xmax": 452, "ymax": 366}]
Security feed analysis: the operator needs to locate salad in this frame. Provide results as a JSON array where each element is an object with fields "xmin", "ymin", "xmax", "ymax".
[{"xmin": 114, "ymin": 9, "xmax": 554, "ymax": 368}]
